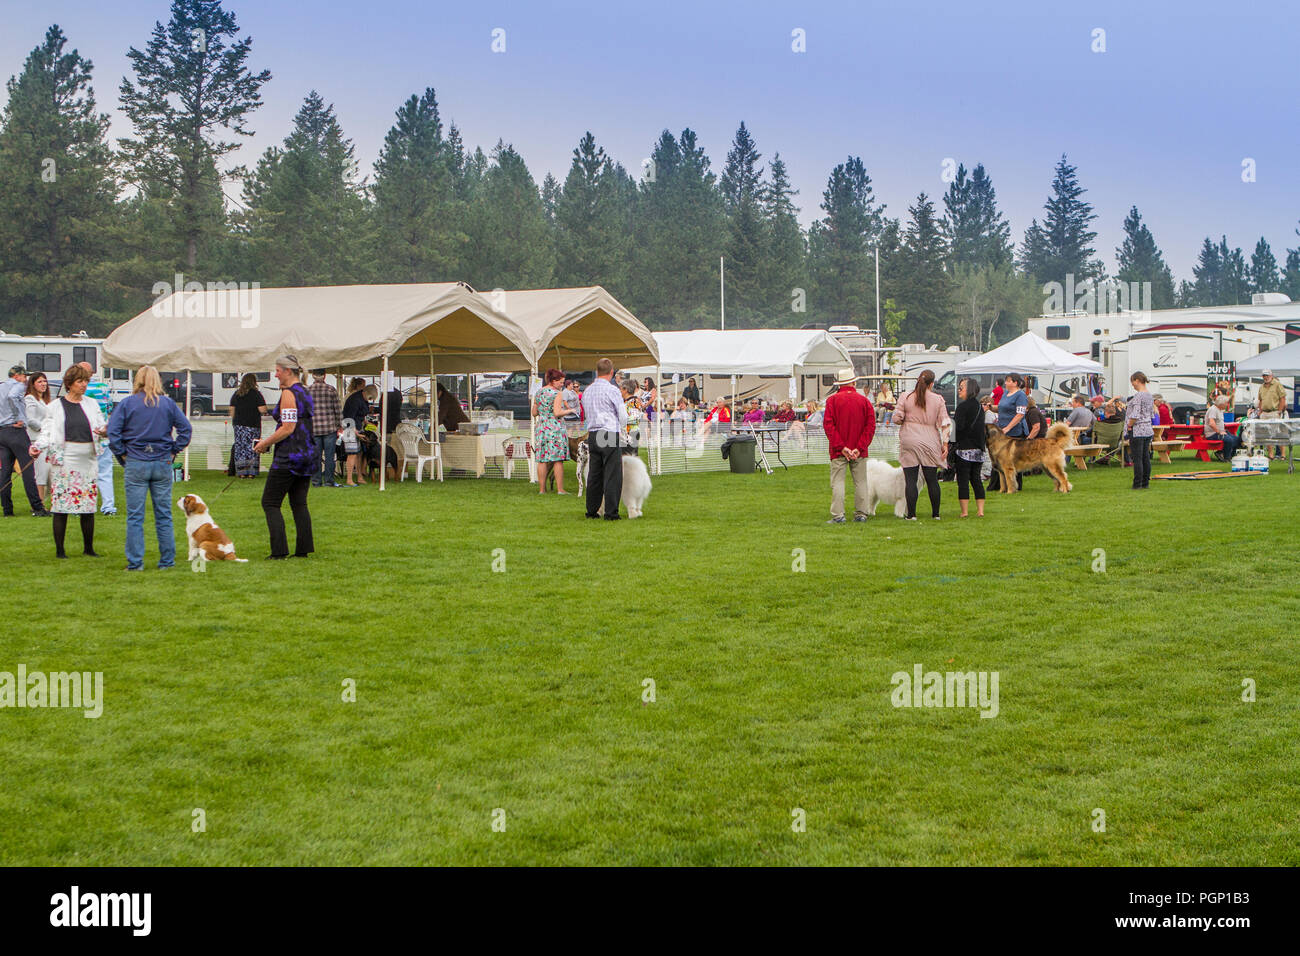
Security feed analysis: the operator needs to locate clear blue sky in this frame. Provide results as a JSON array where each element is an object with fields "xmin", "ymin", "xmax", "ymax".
[{"xmin": 3, "ymin": 0, "xmax": 1297, "ymax": 281}]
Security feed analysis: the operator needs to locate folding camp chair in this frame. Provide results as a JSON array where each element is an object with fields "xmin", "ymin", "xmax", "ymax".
[{"xmin": 1090, "ymin": 419, "xmax": 1126, "ymax": 467}]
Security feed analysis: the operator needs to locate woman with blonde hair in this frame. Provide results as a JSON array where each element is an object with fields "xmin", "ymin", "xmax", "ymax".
[
  {"xmin": 30, "ymin": 365, "xmax": 107, "ymax": 557},
  {"xmin": 105, "ymin": 365, "xmax": 191, "ymax": 570}
]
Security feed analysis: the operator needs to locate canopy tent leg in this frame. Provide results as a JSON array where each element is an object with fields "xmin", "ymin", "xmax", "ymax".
[
  {"xmin": 379, "ymin": 355, "xmax": 389, "ymax": 491},
  {"xmin": 655, "ymin": 364, "xmax": 663, "ymax": 474},
  {"xmin": 183, "ymin": 370, "xmax": 192, "ymax": 481},
  {"xmin": 431, "ymin": 355, "xmax": 442, "ymax": 481},
  {"xmin": 528, "ymin": 365, "xmax": 538, "ymax": 484}
]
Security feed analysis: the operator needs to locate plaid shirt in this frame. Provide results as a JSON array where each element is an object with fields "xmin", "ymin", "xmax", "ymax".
[{"xmin": 307, "ymin": 380, "xmax": 342, "ymax": 435}]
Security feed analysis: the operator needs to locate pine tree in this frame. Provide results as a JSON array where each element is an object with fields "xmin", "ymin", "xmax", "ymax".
[
  {"xmin": 553, "ymin": 132, "xmax": 632, "ymax": 294},
  {"xmin": 940, "ymin": 163, "xmax": 1011, "ymax": 270},
  {"xmin": 719, "ymin": 122, "xmax": 766, "ymax": 322},
  {"xmin": 892, "ymin": 193, "xmax": 957, "ymax": 344},
  {"xmin": 0, "ymin": 25, "xmax": 119, "ymax": 333},
  {"xmin": 238, "ymin": 91, "xmax": 370, "ymax": 285},
  {"xmin": 1281, "ymin": 234, "xmax": 1300, "ymax": 303},
  {"xmin": 1220, "ymin": 237, "xmax": 1247, "ymax": 305},
  {"xmin": 371, "ymin": 88, "xmax": 461, "ymax": 283},
  {"xmin": 1247, "ymin": 237, "xmax": 1279, "ymax": 295},
  {"xmin": 462, "ymin": 142, "xmax": 554, "ymax": 290},
  {"xmin": 1017, "ymin": 154, "xmax": 1099, "ymax": 286},
  {"xmin": 1115, "ymin": 206, "xmax": 1176, "ymax": 310},
  {"xmin": 761, "ymin": 153, "xmax": 806, "ymax": 326},
  {"xmin": 807, "ymin": 156, "xmax": 885, "ymax": 325},
  {"xmin": 118, "ymin": 0, "xmax": 270, "ymax": 273},
  {"xmin": 1190, "ymin": 237, "xmax": 1222, "ymax": 306}
]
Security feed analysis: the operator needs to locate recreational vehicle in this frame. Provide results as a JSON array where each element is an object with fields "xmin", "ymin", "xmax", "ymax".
[
  {"xmin": 0, "ymin": 331, "xmax": 131, "ymax": 403},
  {"xmin": 1029, "ymin": 295, "xmax": 1300, "ymax": 421}
]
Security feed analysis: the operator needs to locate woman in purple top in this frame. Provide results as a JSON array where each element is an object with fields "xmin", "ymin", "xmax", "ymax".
[
  {"xmin": 254, "ymin": 356, "xmax": 316, "ymax": 558},
  {"xmin": 1124, "ymin": 371, "xmax": 1155, "ymax": 490}
]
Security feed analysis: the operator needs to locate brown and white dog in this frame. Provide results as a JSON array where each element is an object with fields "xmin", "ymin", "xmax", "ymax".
[{"xmin": 177, "ymin": 493, "xmax": 248, "ymax": 563}]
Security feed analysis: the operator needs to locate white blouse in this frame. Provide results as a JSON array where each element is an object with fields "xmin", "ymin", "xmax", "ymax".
[{"xmin": 24, "ymin": 395, "xmax": 51, "ymax": 443}]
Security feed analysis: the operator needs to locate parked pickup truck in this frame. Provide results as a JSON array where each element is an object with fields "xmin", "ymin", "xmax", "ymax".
[{"xmin": 474, "ymin": 370, "xmax": 596, "ymax": 419}]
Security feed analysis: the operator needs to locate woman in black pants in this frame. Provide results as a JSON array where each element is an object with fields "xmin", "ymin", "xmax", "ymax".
[
  {"xmin": 253, "ymin": 356, "xmax": 316, "ymax": 558},
  {"xmin": 953, "ymin": 377, "xmax": 987, "ymax": 517}
]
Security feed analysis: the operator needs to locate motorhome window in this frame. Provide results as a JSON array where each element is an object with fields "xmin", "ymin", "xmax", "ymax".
[
  {"xmin": 1286, "ymin": 324, "xmax": 1300, "ymax": 343},
  {"xmin": 26, "ymin": 353, "xmax": 60, "ymax": 373},
  {"xmin": 936, "ymin": 371, "xmax": 955, "ymax": 387},
  {"xmin": 255, "ymin": 372, "xmax": 271, "ymax": 382},
  {"xmin": 111, "ymin": 368, "xmax": 129, "ymax": 381},
  {"xmin": 222, "ymin": 373, "xmax": 238, "ymax": 389},
  {"xmin": 709, "ymin": 375, "xmax": 731, "ymax": 381},
  {"xmin": 1045, "ymin": 326, "xmax": 1070, "ymax": 340},
  {"xmin": 1090, "ymin": 343, "xmax": 1100, "ymax": 361},
  {"xmin": 72, "ymin": 346, "xmax": 96, "ymax": 366}
]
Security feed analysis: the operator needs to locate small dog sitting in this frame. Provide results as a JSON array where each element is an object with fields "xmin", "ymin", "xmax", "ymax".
[
  {"xmin": 864, "ymin": 458, "xmax": 908, "ymax": 517},
  {"xmin": 177, "ymin": 493, "xmax": 247, "ymax": 563},
  {"xmin": 576, "ymin": 440, "xmax": 653, "ymax": 518}
]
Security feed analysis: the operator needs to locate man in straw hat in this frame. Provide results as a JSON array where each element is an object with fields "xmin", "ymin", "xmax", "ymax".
[
  {"xmin": 822, "ymin": 368, "xmax": 876, "ymax": 524},
  {"xmin": 1256, "ymin": 368, "xmax": 1288, "ymax": 459}
]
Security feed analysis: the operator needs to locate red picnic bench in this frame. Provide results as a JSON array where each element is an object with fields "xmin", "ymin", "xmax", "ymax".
[{"xmin": 1183, "ymin": 437, "xmax": 1223, "ymax": 462}]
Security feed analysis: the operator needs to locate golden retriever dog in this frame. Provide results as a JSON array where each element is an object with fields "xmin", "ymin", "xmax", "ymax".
[{"xmin": 986, "ymin": 422, "xmax": 1074, "ymax": 493}]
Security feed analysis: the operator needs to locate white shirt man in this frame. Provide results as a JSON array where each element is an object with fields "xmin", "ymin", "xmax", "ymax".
[{"xmin": 584, "ymin": 361, "xmax": 628, "ymax": 520}]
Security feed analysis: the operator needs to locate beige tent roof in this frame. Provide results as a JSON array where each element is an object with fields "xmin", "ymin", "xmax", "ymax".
[
  {"xmin": 480, "ymin": 286, "xmax": 658, "ymax": 370},
  {"xmin": 102, "ymin": 282, "xmax": 533, "ymax": 374}
]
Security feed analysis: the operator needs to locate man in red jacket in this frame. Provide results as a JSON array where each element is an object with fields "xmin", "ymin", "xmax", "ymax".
[{"xmin": 823, "ymin": 368, "xmax": 876, "ymax": 523}]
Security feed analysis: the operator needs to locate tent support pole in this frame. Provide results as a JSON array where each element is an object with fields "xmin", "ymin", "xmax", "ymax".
[
  {"xmin": 379, "ymin": 355, "xmax": 389, "ymax": 491},
  {"xmin": 431, "ymin": 356, "xmax": 441, "ymax": 481},
  {"xmin": 655, "ymin": 364, "xmax": 663, "ymax": 474},
  {"xmin": 528, "ymin": 365, "xmax": 538, "ymax": 484},
  {"xmin": 183, "ymin": 370, "xmax": 192, "ymax": 480}
]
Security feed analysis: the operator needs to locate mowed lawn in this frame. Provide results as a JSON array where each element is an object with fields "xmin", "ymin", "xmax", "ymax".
[{"xmin": 2, "ymin": 450, "xmax": 1298, "ymax": 866}]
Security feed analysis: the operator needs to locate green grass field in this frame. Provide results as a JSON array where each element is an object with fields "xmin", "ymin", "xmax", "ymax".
[{"xmin": 2, "ymin": 452, "xmax": 1298, "ymax": 866}]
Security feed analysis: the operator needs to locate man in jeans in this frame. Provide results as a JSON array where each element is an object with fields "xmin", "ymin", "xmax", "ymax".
[
  {"xmin": 823, "ymin": 369, "xmax": 876, "ymax": 523},
  {"xmin": 0, "ymin": 365, "xmax": 50, "ymax": 517},
  {"xmin": 107, "ymin": 368, "xmax": 192, "ymax": 570},
  {"xmin": 584, "ymin": 358, "xmax": 628, "ymax": 520},
  {"xmin": 307, "ymin": 370, "xmax": 342, "ymax": 487}
]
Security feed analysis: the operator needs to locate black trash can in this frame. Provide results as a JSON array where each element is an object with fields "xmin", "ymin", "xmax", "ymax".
[{"xmin": 723, "ymin": 434, "xmax": 757, "ymax": 473}]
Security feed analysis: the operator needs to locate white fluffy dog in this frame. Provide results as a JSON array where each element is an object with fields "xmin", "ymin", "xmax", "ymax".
[
  {"xmin": 577, "ymin": 442, "xmax": 653, "ymax": 518},
  {"xmin": 864, "ymin": 459, "xmax": 908, "ymax": 518}
]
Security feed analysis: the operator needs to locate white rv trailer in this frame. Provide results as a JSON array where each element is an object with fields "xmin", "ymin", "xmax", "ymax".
[
  {"xmin": 0, "ymin": 331, "xmax": 133, "ymax": 403},
  {"xmin": 1028, "ymin": 296, "xmax": 1300, "ymax": 421}
]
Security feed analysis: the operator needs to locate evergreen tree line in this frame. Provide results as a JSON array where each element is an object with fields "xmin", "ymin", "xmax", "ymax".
[{"xmin": 3, "ymin": 4, "xmax": 1299, "ymax": 348}]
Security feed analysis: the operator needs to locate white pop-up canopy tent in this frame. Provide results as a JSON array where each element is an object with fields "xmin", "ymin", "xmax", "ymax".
[
  {"xmin": 957, "ymin": 332, "xmax": 1105, "ymax": 410},
  {"xmin": 103, "ymin": 282, "xmax": 533, "ymax": 488},
  {"xmin": 956, "ymin": 331, "xmax": 1105, "ymax": 376},
  {"xmin": 1237, "ymin": 338, "xmax": 1300, "ymax": 377},
  {"xmin": 623, "ymin": 328, "xmax": 852, "ymax": 378}
]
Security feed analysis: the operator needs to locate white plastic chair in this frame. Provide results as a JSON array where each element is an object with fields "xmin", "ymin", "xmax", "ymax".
[{"xmin": 394, "ymin": 422, "xmax": 442, "ymax": 482}]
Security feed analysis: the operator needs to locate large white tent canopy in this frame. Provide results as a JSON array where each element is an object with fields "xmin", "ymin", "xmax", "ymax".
[
  {"xmin": 622, "ymin": 329, "xmax": 852, "ymax": 377},
  {"xmin": 102, "ymin": 282, "xmax": 532, "ymax": 374},
  {"xmin": 1237, "ymin": 338, "xmax": 1300, "ymax": 376},
  {"xmin": 957, "ymin": 332, "xmax": 1105, "ymax": 376}
]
